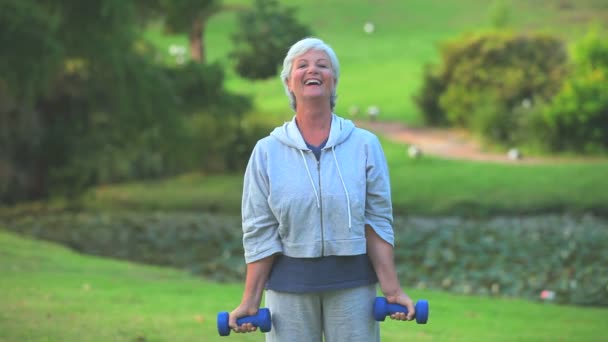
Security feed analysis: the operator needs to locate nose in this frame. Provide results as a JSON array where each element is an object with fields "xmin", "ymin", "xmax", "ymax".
[{"xmin": 306, "ymin": 65, "xmax": 320, "ymax": 74}]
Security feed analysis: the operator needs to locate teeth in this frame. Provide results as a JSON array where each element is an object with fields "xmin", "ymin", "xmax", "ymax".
[{"xmin": 305, "ymin": 79, "xmax": 321, "ymax": 85}]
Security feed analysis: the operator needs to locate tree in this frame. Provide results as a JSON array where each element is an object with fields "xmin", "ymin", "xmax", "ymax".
[
  {"xmin": 0, "ymin": 0, "xmax": 182, "ymax": 201},
  {"xmin": 0, "ymin": 0, "xmax": 252, "ymax": 203},
  {"xmin": 488, "ymin": 0, "xmax": 512, "ymax": 29},
  {"xmin": 231, "ymin": 0, "xmax": 311, "ymax": 80},
  {"xmin": 158, "ymin": 0, "xmax": 220, "ymax": 63}
]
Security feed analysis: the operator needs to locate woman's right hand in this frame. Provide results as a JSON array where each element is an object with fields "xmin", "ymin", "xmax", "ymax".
[
  {"xmin": 229, "ymin": 255, "xmax": 277, "ymax": 333},
  {"xmin": 228, "ymin": 304, "xmax": 259, "ymax": 333}
]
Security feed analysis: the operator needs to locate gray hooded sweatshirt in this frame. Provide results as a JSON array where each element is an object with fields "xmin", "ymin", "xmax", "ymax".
[{"xmin": 242, "ymin": 114, "xmax": 394, "ymax": 264}]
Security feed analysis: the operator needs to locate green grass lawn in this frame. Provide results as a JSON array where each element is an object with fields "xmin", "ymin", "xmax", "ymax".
[
  {"xmin": 71, "ymin": 137, "xmax": 608, "ymax": 217},
  {"xmin": 381, "ymin": 139, "xmax": 608, "ymax": 216},
  {"xmin": 5, "ymin": 2, "xmax": 608, "ymax": 339},
  {"xmin": 147, "ymin": 0, "xmax": 608, "ymax": 124},
  {"xmin": 1, "ymin": 230, "xmax": 607, "ymax": 341},
  {"xmin": 114, "ymin": 0, "xmax": 608, "ymax": 219}
]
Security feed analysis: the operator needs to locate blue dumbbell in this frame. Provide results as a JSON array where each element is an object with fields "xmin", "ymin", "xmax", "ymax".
[
  {"xmin": 373, "ymin": 297, "xmax": 429, "ymax": 324},
  {"xmin": 217, "ymin": 308, "xmax": 272, "ymax": 336}
]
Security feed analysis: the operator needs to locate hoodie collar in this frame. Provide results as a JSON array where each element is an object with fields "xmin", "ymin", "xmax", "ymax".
[{"xmin": 270, "ymin": 114, "xmax": 355, "ymax": 150}]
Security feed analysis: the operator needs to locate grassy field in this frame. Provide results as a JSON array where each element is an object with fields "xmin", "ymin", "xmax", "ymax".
[
  {"xmin": 146, "ymin": 0, "xmax": 608, "ymax": 124},
  {"xmin": 124, "ymin": 0, "xmax": 608, "ymax": 218},
  {"xmin": 4, "ymin": 2, "xmax": 608, "ymax": 340},
  {"xmin": 74, "ymin": 138, "xmax": 608, "ymax": 217},
  {"xmin": 1, "ymin": 230, "xmax": 607, "ymax": 342},
  {"xmin": 381, "ymin": 140, "xmax": 608, "ymax": 216}
]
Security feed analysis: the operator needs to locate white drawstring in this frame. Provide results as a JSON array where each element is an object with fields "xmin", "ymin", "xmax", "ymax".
[
  {"xmin": 299, "ymin": 150, "xmax": 320, "ymax": 208},
  {"xmin": 332, "ymin": 146, "xmax": 352, "ymax": 229}
]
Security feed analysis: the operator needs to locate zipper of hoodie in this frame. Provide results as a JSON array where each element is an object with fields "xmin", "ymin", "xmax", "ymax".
[{"xmin": 317, "ymin": 158, "xmax": 324, "ymax": 256}]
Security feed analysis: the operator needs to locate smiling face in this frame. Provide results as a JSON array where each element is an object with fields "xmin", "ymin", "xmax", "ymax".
[{"xmin": 287, "ymin": 49, "xmax": 336, "ymax": 109}]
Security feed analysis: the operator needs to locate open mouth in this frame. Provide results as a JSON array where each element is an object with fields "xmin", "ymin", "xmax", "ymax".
[{"xmin": 304, "ymin": 79, "xmax": 322, "ymax": 86}]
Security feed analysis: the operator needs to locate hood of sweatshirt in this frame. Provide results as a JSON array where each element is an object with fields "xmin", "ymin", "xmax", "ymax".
[
  {"xmin": 269, "ymin": 113, "xmax": 356, "ymax": 230},
  {"xmin": 270, "ymin": 113, "xmax": 355, "ymax": 150},
  {"xmin": 241, "ymin": 113, "xmax": 394, "ymax": 263}
]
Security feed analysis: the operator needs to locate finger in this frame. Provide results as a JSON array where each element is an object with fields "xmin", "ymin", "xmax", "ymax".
[
  {"xmin": 229, "ymin": 318, "xmax": 239, "ymax": 332},
  {"xmin": 245, "ymin": 323, "xmax": 258, "ymax": 332},
  {"xmin": 240, "ymin": 323, "xmax": 252, "ymax": 333},
  {"xmin": 391, "ymin": 312, "xmax": 406, "ymax": 321},
  {"xmin": 407, "ymin": 305, "xmax": 416, "ymax": 321}
]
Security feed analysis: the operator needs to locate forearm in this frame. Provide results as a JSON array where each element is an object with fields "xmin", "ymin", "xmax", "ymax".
[
  {"xmin": 365, "ymin": 225, "xmax": 402, "ymax": 297},
  {"xmin": 240, "ymin": 254, "xmax": 276, "ymax": 309}
]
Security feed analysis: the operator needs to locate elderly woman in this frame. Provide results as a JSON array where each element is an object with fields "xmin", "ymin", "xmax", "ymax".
[{"xmin": 228, "ymin": 37, "xmax": 414, "ymax": 341}]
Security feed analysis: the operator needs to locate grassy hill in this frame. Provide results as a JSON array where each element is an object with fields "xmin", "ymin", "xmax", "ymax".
[
  {"xmin": 2, "ymin": 229, "xmax": 607, "ymax": 341},
  {"xmin": 78, "ymin": 146, "xmax": 608, "ymax": 217},
  {"xmin": 130, "ymin": 0, "xmax": 608, "ymax": 217},
  {"xmin": 147, "ymin": 0, "xmax": 608, "ymax": 124},
  {"xmin": 3, "ymin": 3, "xmax": 608, "ymax": 340}
]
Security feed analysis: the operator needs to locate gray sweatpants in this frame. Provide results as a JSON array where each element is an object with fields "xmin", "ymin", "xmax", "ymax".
[{"xmin": 264, "ymin": 284, "xmax": 380, "ymax": 342}]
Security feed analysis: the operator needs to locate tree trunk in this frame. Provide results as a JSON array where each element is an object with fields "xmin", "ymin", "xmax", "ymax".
[{"xmin": 189, "ymin": 17, "xmax": 204, "ymax": 63}]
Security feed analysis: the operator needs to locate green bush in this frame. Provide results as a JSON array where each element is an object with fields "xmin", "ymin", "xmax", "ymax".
[
  {"xmin": 2, "ymin": 212, "xmax": 607, "ymax": 306},
  {"xmin": 393, "ymin": 215, "xmax": 608, "ymax": 307},
  {"xmin": 416, "ymin": 31, "xmax": 568, "ymax": 143},
  {"xmin": 231, "ymin": 0, "xmax": 311, "ymax": 80},
  {"xmin": 413, "ymin": 65, "xmax": 448, "ymax": 126},
  {"xmin": 163, "ymin": 62, "xmax": 257, "ymax": 173},
  {"xmin": 0, "ymin": 0, "xmax": 260, "ymax": 204},
  {"xmin": 539, "ymin": 31, "xmax": 608, "ymax": 153},
  {"xmin": 0, "ymin": 56, "xmax": 257, "ymax": 203},
  {"xmin": 0, "ymin": 211, "xmax": 245, "ymax": 282}
]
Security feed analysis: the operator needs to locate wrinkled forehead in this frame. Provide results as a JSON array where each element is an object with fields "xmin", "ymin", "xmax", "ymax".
[
  {"xmin": 293, "ymin": 49, "xmax": 331, "ymax": 63},
  {"xmin": 289, "ymin": 50, "xmax": 333, "ymax": 78}
]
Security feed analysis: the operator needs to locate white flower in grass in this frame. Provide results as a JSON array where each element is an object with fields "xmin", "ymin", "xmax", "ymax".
[
  {"xmin": 363, "ymin": 22, "xmax": 375, "ymax": 34},
  {"xmin": 441, "ymin": 277, "xmax": 452, "ymax": 288},
  {"xmin": 507, "ymin": 148, "xmax": 522, "ymax": 160},
  {"xmin": 367, "ymin": 106, "xmax": 380, "ymax": 120},
  {"xmin": 408, "ymin": 145, "xmax": 422, "ymax": 159},
  {"xmin": 169, "ymin": 44, "xmax": 186, "ymax": 56}
]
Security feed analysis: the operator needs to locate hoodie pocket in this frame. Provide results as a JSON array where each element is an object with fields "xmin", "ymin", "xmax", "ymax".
[
  {"xmin": 271, "ymin": 191, "xmax": 321, "ymax": 244},
  {"xmin": 322, "ymin": 193, "xmax": 365, "ymax": 241}
]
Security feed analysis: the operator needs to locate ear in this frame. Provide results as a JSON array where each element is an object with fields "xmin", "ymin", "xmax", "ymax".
[{"xmin": 284, "ymin": 77, "xmax": 293, "ymax": 92}]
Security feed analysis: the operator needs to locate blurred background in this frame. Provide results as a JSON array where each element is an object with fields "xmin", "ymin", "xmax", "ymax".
[{"xmin": 1, "ymin": 0, "xmax": 608, "ymax": 341}]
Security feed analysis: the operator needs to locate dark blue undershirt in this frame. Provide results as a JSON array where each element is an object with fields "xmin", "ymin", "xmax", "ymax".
[{"xmin": 265, "ymin": 138, "xmax": 378, "ymax": 293}]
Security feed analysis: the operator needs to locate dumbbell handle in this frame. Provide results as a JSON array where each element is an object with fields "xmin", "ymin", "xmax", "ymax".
[
  {"xmin": 236, "ymin": 315, "xmax": 259, "ymax": 326},
  {"xmin": 385, "ymin": 302, "xmax": 409, "ymax": 315}
]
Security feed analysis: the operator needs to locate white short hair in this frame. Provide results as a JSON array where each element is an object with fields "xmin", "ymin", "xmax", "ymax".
[{"xmin": 280, "ymin": 37, "xmax": 340, "ymax": 111}]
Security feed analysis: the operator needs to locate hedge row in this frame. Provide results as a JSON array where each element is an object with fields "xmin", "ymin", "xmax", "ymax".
[
  {"xmin": 2, "ymin": 211, "xmax": 607, "ymax": 306},
  {"xmin": 414, "ymin": 30, "xmax": 608, "ymax": 153},
  {"xmin": 393, "ymin": 215, "xmax": 608, "ymax": 306}
]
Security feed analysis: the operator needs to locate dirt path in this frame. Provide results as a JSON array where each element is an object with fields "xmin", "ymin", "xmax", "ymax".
[{"xmin": 356, "ymin": 120, "xmax": 599, "ymax": 164}]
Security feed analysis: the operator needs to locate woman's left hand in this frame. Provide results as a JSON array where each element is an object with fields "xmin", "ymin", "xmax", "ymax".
[{"xmin": 385, "ymin": 291, "xmax": 415, "ymax": 321}]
